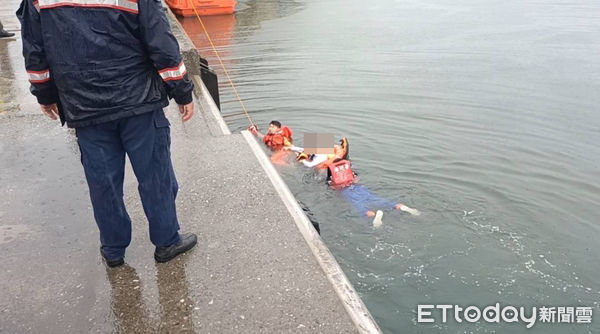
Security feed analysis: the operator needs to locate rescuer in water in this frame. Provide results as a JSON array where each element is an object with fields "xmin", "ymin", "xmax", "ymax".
[
  {"xmin": 248, "ymin": 121, "xmax": 293, "ymax": 151},
  {"xmin": 248, "ymin": 121, "xmax": 296, "ymax": 165},
  {"xmin": 291, "ymin": 138, "xmax": 420, "ymax": 218}
]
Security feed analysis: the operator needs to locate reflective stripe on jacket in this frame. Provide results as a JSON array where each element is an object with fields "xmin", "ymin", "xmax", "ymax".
[{"xmin": 17, "ymin": 0, "xmax": 194, "ymax": 127}]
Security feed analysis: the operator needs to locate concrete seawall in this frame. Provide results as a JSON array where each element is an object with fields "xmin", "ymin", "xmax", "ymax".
[{"xmin": 0, "ymin": 1, "xmax": 380, "ymax": 332}]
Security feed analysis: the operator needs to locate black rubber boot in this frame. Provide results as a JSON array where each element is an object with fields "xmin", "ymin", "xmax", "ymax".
[
  {"xmin": 0, "ymin": 30, "xmax": 15, "ymax": 38},
  {"xmin": 100, "ymin": 247, "xmax": 125, "ymax": 268},
  {"xmin": 154, "ymin": 232, "xmax": 197, "ymax": 263}
]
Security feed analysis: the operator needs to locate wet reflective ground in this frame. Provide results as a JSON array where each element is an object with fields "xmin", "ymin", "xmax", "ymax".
[
  {"xmin": 182, "ymin": 0, "xmax": 600, "ymax": 332},
  {"xmin": 1, "ymin": 3, "xmax": 358, "ymax": 332},
  {"xmin": 0, "ymin": 65, "xmax": 198, "ymax": 331}
]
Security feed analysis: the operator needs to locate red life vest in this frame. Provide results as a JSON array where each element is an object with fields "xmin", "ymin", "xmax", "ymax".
[
  {"xmin": 327, "ymin": 160, "xmax": 356, "ymax": 189},
  {"xmin": 263, "ymin": 126, "xmax": 292, "ymax": 150}
]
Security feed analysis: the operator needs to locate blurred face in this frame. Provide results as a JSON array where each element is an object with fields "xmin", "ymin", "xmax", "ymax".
[{"xmin": 268, "ymin": 123, "xmax": 280, "ymax": 134}]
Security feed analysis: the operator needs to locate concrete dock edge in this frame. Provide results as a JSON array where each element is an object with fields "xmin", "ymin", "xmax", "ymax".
[
  {"xmin": 166, "ymin": 4, "xmax": 382, "ymax": 332},
  {"xmin": 192, "ymin": 75, "xmax": 232, "ymax": 135},
  {"xmin": 0, "ymin": 1, "xmax": 383, "ymax": 332},
  {"xmin": 168, "ymin": 4, "xmax": 382, "ymax": 330},
  {"xmin": 242, "ymin": 131, "xmax": 382, "ymax": 334}
]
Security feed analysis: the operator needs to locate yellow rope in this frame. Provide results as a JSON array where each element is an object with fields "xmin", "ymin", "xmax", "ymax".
[{"xmin": 189, "ymin": 2, "xmax": 255, "ymax": 126}]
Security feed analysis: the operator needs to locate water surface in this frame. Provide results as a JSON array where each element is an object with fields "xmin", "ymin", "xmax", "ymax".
[{"xmin": 180, "ymin": 0, "xmax": 600, "ymax": 332}]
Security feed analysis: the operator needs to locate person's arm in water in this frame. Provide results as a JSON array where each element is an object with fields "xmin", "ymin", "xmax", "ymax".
[
  {"xmin": 255, "ymin": 130, "xmax": 266, "ymax": 140},
  {"xmin": 301, "ymin": 154, "xmax": 329, "ymax": 168},
  {"xmin": 248, "ymin": 125, "xmax": 265, "ymax": 139},
  {"xmin": 291, "ymin": 147, "xmax": 328, "ymax": 167},
  {"xmin": 284, "ymin": 145, "xmax": 304, "ymax": 153}
]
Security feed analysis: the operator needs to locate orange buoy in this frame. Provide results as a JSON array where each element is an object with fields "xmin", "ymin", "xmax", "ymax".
[{"xmin": 166, "ymin": 0, "xmax": 237, "ymax": 17}]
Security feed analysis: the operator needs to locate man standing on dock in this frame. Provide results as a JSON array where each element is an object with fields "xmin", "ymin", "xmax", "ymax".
[{"xmin": 17, "ymin": 0, "xmax": 197, "ymax": 267}]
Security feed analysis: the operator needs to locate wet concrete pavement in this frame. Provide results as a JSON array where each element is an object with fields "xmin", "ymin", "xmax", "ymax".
[{"xmin": 0, "ymin": 2, "xmax": 374, "ymax": 333}]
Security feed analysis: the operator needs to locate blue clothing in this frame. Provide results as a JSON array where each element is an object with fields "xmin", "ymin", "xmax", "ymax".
[
  {"xmin": 76, "ymin": 109, "xmax": 180, "ymax": 259},
  {"xmin": 17, "ymin": 0, "xmax": 193, "ymax": 128},
  {"xmin": 340, "ymin": 184, "xmax": 396, "ymax": 216}
]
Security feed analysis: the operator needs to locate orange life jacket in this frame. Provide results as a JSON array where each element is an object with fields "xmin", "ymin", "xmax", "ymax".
[
  {"xmin": 263, "ymin": 126, "xmax": 292, "ymax": 150},
  {"xmin": 327, "ymin": 159, "xmax": 356, "ymax": 189}
]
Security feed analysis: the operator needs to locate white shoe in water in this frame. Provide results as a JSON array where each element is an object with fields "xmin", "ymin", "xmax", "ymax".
[
  {"xmin": 372, "ymin": 210, "xmax": 384, "ymax": 228},
  {"xmin": 398, "ymin": 205, "xmax": 420, "ymax": 216}
]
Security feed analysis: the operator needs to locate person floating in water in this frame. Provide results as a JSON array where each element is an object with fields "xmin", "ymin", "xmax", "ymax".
[
  {"xmin": 286, "ymin": 137, "xmax": 349, "ymax": 168},
  {"xmin": 291, "ymin": 137, "xmax": 420, "ymax": 219}
]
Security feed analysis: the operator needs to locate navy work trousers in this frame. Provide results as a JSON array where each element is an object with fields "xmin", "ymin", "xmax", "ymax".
[{"xmin": 76, "ymin": 109, "xmax": 181, "ymax": 260}]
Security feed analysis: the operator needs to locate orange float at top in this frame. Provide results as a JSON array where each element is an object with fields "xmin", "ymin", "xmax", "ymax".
[{"xmin": 166, "ymin": 0, "xmax": 237, "ymax": 17}]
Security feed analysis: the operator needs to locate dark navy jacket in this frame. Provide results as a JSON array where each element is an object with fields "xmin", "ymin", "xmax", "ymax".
[{"xmin": 17, "ymin": 0, "xmax": 194, "ymax": 128}]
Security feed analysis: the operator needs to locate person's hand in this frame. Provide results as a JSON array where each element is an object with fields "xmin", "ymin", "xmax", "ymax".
[
  {"xmin": 40, "ymin": 103, "xmax": 59, "ymax": 120},
  {"xmin": 178, "ymin": 102, "xmax": 194, "ymax": 122},
  {"xmin": 248, "ymin": 124, "xmax": 258, "ymax": 136},
  {"xmin": 296, "ymin": 152, "xmax": 309, "ymax": 161}
]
